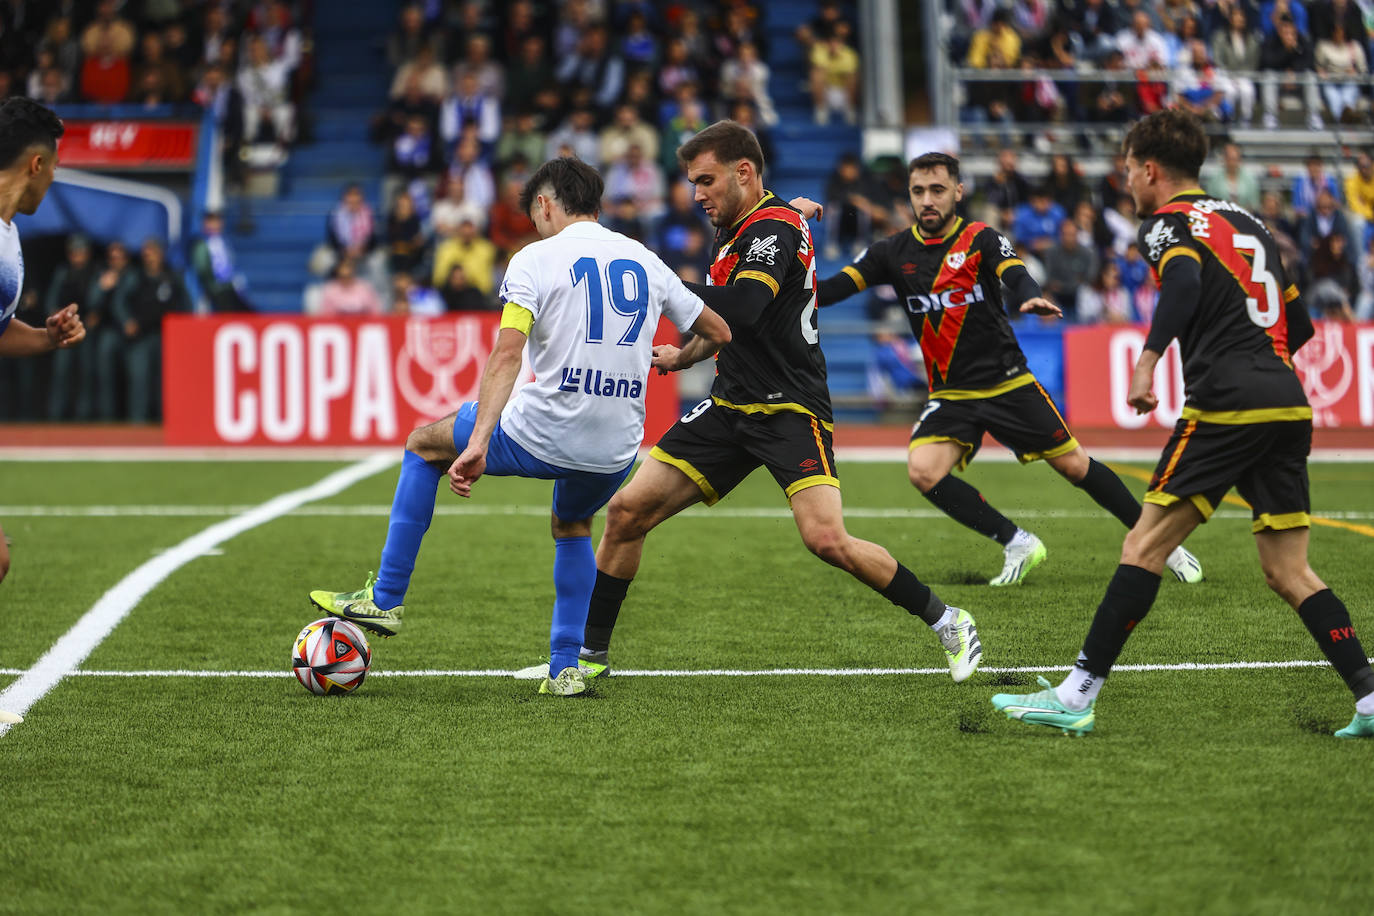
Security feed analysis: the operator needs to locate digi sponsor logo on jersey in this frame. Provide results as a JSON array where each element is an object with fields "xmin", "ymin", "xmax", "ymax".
[
  {"xmin": 557, "ymin": 367, "xmax": 643, "ymax": 399},
  {"xmin": 905, "ymin": 284, "xmax": 986, "ymax": 315}
]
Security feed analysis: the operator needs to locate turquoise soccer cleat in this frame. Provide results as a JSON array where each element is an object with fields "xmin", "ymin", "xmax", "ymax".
[
  {"xmin": 1335, "ymin": 712, "xmax": 1374, "ymax": 739},
  {"xmin": 309, "ymin": 572, "xmax": 404, "ymax": 638},
  {"xmin": 992, "ymin": 676, "xmax": 1095, "ymax": 736}
]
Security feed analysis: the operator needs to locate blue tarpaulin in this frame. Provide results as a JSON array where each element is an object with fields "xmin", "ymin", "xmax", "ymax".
[{"xmin": 14, "ymin": 170, "xmax": 184, "ymax": 266}]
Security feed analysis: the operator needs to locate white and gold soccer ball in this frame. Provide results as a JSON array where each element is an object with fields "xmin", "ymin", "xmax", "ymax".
[{"xmin": 291, "ymin": 617, "xmax": 372, "ymax": 695}]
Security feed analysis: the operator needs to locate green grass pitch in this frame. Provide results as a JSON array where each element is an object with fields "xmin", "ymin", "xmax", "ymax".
[{"xmin": 0, "ymin": 456, "xmax": 1370, "ymax": 914}]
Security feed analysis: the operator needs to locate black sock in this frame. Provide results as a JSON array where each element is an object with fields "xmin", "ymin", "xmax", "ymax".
[
  {"xmin": 1077, "ymin": 564, "xmax": 1161, "ymax": 677},
  {"xmin": 583, "ymin": 570, "xmax": 632, "ymax": 653},
  {"xmin": 923, "ymin": 474, "xmax": 1018, "ymax": 546},
  {"xmin": 1296, "ymin": 589, "xmax": 1374, "ymax": 699},
  {"xmin": 879, "ymin": 562, "xmax": 945, "ymax": 625},
  {"xmin": 1074, "ymin": 458, "xmax": 1143, "ymax": 529}
]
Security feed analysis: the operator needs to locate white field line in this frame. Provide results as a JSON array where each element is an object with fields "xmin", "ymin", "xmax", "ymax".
[
  {"xmin": 0, "ymin": 659, "xmax": 1350, "ymax": 679},
  {"xmin": 3, "ymin": 504, "xmax": 1373, "ymax": 522},
  {"xmin": 0, "ymin": 454, "xmax": 399, "ymax": 737}
]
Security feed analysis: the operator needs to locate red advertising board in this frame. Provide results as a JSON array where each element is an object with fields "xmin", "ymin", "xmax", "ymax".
[
  {"xmin": 59, "ymin": 121, "xmax": 198, "ymax": 169},
  {"xmin": 163, "ymin": 314, "xmax": 683, "ymax": 446},
  {"xmin": 1064, "ymin": 323, "xmax": 1374, "ymax": 429}
]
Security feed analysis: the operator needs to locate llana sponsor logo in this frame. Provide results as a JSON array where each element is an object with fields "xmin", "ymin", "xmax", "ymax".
[{"xmin": 558, "ymin": 367, "xmax": 644, "ymax": 398}]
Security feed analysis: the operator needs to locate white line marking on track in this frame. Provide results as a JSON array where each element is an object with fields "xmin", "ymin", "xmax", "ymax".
[
  {"xmin": 0, "ymin": 659, "xmax": 1344, "ymax": 679},
  {"xmin": 0, "ymin": 454, "xmax": 399, "ymax": 738}
]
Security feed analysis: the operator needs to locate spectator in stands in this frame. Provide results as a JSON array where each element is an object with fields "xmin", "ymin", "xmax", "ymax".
[
  {"xmin": 318, "ymin": 258, "xmax": 385, "ymax": 317},
  {"xmin": 320, "ymin": 185, "xmax": 378, "ymax": 278},
  {"xmin": 1047, "ymin": 153, "xmax": 1088, "ymax": 214},
  {"xmin": 1066, "ymin": 0, "xmax": 1123, "ymax": 60},
  {"xmin": 1293, "ymin": 151, "xmax": 1342, "ymax": 215},
  {"xmin": 1261, "ymin": 188, "xmax": 1304, "ymax": 272},
  {"xmin": 658, "ymin": 38, "xmax": 701, "ymax": 101},
  {"xmin": 487, "ymin": 176, "xmax": 539, "ymax": 260},
  {"xmin": 545, "ymin": 107, "xmax": 600, "ymax": 166},
  {"xmin": 1074, "ymin": 199, "xmax": 1111, "ymax": 253},
  {"xmin": 823, "ymin": 152, "xmax": 887, "ymax": 259},
  {"xmin": 714, "ymin": 4, "xmax": 770, "ymax": 61},
  {"xmin": 115, "ymin": 238, "xmax": 188, "ymax": 423},
  {"xmin": 604, "ymin": 144, "xmax": 667, "ymax": 221},
  {"xmin": 1212, "ymin": 5, "xmax": 1260, "ymax": 125},
  {"xmin": 385, "ymin": 114, "xmax": 444, "ymax": 208},
  {"xmin": 388, "ymin": 3, "xmax": 441, "ymax": 69},
  {"xmin": 239, "ymin": 34, "xmax": 295, "ymax": 144},
  {"xmin": 390, "ymin": 271, "xmax": 444, "ymax": 317},
  {"xmin": 453, "ymin": 34, "xmax": 504, "ymax": 100},
  {"xmin": 259, "ymin": 0, "xmax": 304, "ymax": 73},
  {"xmin": 439, "ymin": 264, "xmax": 492, "ymax": 312},
  {"xmin": 499, "ymin": 0, "xmax": 543, "ymax": 63},
  {"xmin": 983, "ymin": 147, "xmax": 1031, "ymax": 225},
  {"xmin": 194, "ymin": 63, "xmax": 245, "ymax": 186},
  {"xmin": 385, "ymin": 192, "xmax": 426, "ymax": 278},
  {"xmin": 604, "ymin": 196, "xmax": 648, "ymax": 241},
  {"xmin": 1077, "ymin": 258, "xmax": 1134, "ymax": 324},
  {"xmin": 553, "ymin": 0, "xmax": 594, "ymax": 61},
  {"xmin": 30, "ymin": 64, "xmax": 70, "ymax": 106},
  {"xmin": 1315, "ymin": 23, "xmax": 1367, "ymax": 123},
  {"xmin": 1357, "ymin": 235, "xmax": 1374, "ymax": 319},
  {"xmin": 495, "ymin": 110, "xmax": 545, "ymax": 175},
  {"xmin": 600, "ymin": 103, "xmax": 659, "ymax": 168},
  {"xmin": 867, "ymin": 319, "xmax": 926, "ymax": 411},
  {"xmin": 796, "ymin": 0, "xmax": 851, "ymax": 55},
  {"xmin": 391, "ymin": 44, "xmax": 449, "ymax": 102},
  {"xmin": 1202, "ymin": 140, "xmax": 1263, "ymax": 211},
  {"xmin": 431, "ymin": 217, "xmax": 497, "ymax": 296},
  {"xmin": 431, "ymin": 173, "xmax": 486, "ymax": 238},
  {"xmin": 1117, "ymin": 10, "xmax": 1170, "ymax": 113},
  {"xmin": 967, "ymin": 10, "xmax": 1021, "ymax": 68},
  {"xmin": 1299, "ymin": 185, "xmax": 1351, "ymax": 254},
  {"xmin": 440, "ymin": 71, "xmax": 501, "ymax": 150},
  {"xmin": 1260, "ymin": 13, "xmax": 1322, "ymax": 129},
  {"xmin": 655, "ymin": 180, "xmax": 709, "ymax": 262},
  {"xmin": 1309, "ymin": 232, "xmax": 1359, "ymax": 319},
  {"xmin": 202, "ymin": 4, "xmax": 233, "ymax": 67},
  {"xmin": 1163, "ymin": 13, "xmax": 1203, "ymax": 69},
  {"xmin": 505, "ymin": 36, "xmax": 551, "ymax": 112},
  {"xmin": 1116, "ymin": 241, "xmax": 1151, "ymax": 307},
  {"xmin": 721, "ymin": 42, "xmax": 778, "ymax": 127},
  {"xmin": 810, "ymin": 28, "xmax": 861, "ymax": 125},
  {"xmin": 557, "ymin": 24, "xmax": 625, "ymax": 115},
  {"xmin": 1097, "ymin": 152, "xmax": 1129, "ymax": 212},
  {"xmin": 39, "ymin": 17, "xmax": 80, "ymax": 89},
  {"xmin": 1043, "ymin": 217, "xmax": 1097, "ymax": 317},
  {"xmin": 1260, "ymin": 0, "xmax": 1310, "ymax": 40},
  {"xmin": 1012, "ymin": 186, "xmax": 1065, "ymax": 257},
  {"xmin": 1086, "ymin": 50, "xmax": 1134, "ymax": 125},
  {"xmin": 1343, "ymin": 149, "xmax": 1374, "ymax": 246},
  {"xmin": 661, "ymin": 94, "xmax": 710, "ymax": 175},
  {"xmin": 191, "ymin": 212, "xmax": 250, "ymax": 313},
  {"xmin": 88, "ymin": 241, "xmax": 131, "ymax": 420},
  {"xmin": 619, "ymin": 10, "xmax": 659, "ymax": 69},
  {"xmin": 80, "ymin": 0, "xmax": 136, "ymax": 104},
  {"xmin": 728, "ymin": 100, "xmax": 776, "ymax": 171},
  {"xmin": 1103, "ymin": 191, "xmax": 1140, "ymax": 254},
  {"xmin": 135, "ymin": 31, "xmax": 187, "ymax": 104},
  {"xmin": 46, "ymin": 235, "xmax": 99, "ymax": 421},
  {"xmin": 375, "ymin": 73, "xmax": 439, "ymax": 144},
  {"xmin": 443, "ymin": 133, "xmax": 495, "ymax": 212}
]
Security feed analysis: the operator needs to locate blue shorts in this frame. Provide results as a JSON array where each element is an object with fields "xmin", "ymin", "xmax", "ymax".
[{"xmin": 451, "ymin": 401, "xmax": 632, "ymax": 522}]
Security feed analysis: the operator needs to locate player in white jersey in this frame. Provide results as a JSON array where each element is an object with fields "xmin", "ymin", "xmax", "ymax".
[
  {"xmin": 0, "ymin": 98, "xmax": 85, "ymax": 724},
  {"xmin": 310, "ymin": 158, "xmax": 730, "ymax": 696}
]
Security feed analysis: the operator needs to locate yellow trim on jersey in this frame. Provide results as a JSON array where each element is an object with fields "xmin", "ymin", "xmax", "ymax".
[
  {"xmin": 1179, "ymin": 405, "xmax": 1313, "ymax": 424},
  {"xmin": 1158, "ymin": 246, "xmax": 1201, "ymax": 271},
  {"xmin": 727, "ymin": 191, "xmax": 777, "ymax": 231},
  {"xmin": 648, "ymin": 446, "xmax": 721, "ymax": 505},
  {"xmin": 500, "ymin": 302, "xmax": 534, "ymax": 335},
  {"xmin": 928, "ymin": 372, "xmax": 1037, "ymax": 401},
  {"xmin": 1252, "ymin": 511, "xmax": 1311, "ymax": 533},
  {"xmin": 785, "ymin": 475, "xmax": 840, "ymax": 500},
  {"xmin": 710, "ymin": 396, "xmax": 835, "ymax": 430},
  {"xmin": 736, "ymin": 270, "xmax": 780, "ymax": 296},
  {"xmin": 1018, "ymin": 437, "xmax": 1081, "ymax": 465},
  {"xmin": 1284, "ymin": 284, "xmax": 1300, "ymax": 303},
  {"xmin": 994, "ymin": 258, "xmax": 1025, "ymax": 279},
  {"xmin": 1166, "ymin": 188, "xmax": 1208, "ymax": 203},
  {"xmin": 913, "ymin": 216, "xmax": 964, "ymax": 244},
  {"xmin": 909, "ymin": 435, "xmax": 977, "ymax": 471},
  {"xmin": 1144, "ymin": 490, "xmax": 1217, "ymax": 521},
  {"xmin": 841, "ymin": 265, "xmax": 867, "ymax": 291}
]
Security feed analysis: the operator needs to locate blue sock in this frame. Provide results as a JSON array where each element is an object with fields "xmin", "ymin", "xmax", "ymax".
[
  {"xmin": 550, "ymin": 536, "xmax": 595, "ymax": 675},
  {"xmin": 374, "ymin": 451, "xmax": 442, "ymax": 610}
]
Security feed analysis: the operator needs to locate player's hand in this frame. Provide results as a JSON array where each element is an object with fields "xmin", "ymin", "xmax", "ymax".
[
  {"xmin": 1019, "ymin": 297, "xmax": 1062, "ymax": 318},
  {"xmin": 448, "ymin": 446, "xmax": 487, "ymax": 497},
  {"xmin": 652, "ymin": 343, "xmax": 682, "ymax": 374},
  {"xmin": 790, "ymin": 196, "xmax": 824, "ymax": 220},
  {"xmin": 46, "ymin": 304, "xmax": 85, "ymax": 348},
  {"xmin": 1127, "ymin": 371, "xmax": 1158, "ymax": 414}
]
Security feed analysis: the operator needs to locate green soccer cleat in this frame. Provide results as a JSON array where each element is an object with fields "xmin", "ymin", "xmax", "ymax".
[
  {"xmin": 1165, "ymin": 546, "xmax": 1204, "ymax": 584},
  {"xmin": 992, "ymin": 676, "xmax": 1095, "ymax": 736},
  {"xmin": 309, "ymin": 572, "xmax": 404, "ymax": 638},
  {"xmin": 990, "ymin": 532, "xmax": 1047, "ymax": 587},
  {"xmin": 1335, "ymin": 712, "xmax": 1374, "ymax": 738},
  {"xmin": 577, "ymin": 649, "xmax": 611, "ymax": 680},
  {"xmin": 539, "ymin": 666, "xmax": 589, "ymax": 697},
  {"xmin": 937, "ymin": 607, "xmax": 982, "ymax": 683}
]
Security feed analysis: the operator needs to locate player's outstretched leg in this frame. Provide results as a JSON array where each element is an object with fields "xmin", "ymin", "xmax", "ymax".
[{"xmin": 790, "ymin": 485, "xmax": 983, "ymax": 681}]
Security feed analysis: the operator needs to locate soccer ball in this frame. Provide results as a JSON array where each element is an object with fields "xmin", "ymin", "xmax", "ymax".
[{"xmin": 292, "ymin": 617, "xmax": 372, "ymax": 695}]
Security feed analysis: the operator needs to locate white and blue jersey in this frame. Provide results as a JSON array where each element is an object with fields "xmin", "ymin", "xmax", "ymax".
[
  {"xmin": 497, "ymin": 221, "xmax": 704, "ymax": 473},
  {"xmin": 0, "ymin": 218, "xmax": 22, "ymax": 337}
]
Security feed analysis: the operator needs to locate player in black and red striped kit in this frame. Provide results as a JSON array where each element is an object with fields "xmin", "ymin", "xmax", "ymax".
[
  {"xmin": 578, "ymin": 122, "xmax": 983, "ymax": 683},
  {"xmin": 813, "ymin": 152, "xmax": 1202, "ymax": 588},
  {"xmin": 994, "ymin": 108, "xmax": 1374, "ymax": 738}
]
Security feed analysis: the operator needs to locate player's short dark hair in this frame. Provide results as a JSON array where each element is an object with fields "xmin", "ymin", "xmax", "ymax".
[
  {"xmin": 520, "ymin": 157, "xmax": 603, "ymax": 217},
  {"xmin": 0, "ymin": 97, "xmax": 64, "ymax": 170},
  {"xmin": 909, "ymin": 151, "xmax": 960, "ymax": 181},
  {"xmin": 677, "ymin": 120, "xmax": 765, "ymax": 176},
  {"xmin": 1123, "ymin": 109, "xmax": 1208, "ymax": 181}
]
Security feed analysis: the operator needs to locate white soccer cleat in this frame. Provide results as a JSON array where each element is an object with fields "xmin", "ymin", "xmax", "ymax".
[
  {"xmin": 990, "ymin": 531, "xmax": 1047, "ymax": 587},
  {"xmin": 0, "ymin": 709, "xmax": 22, "ymax": 724},
  {"xmin": 937, "ymin": 607, "xmax": 983, "ymax": 683},
  {"xmin": 539, "ymin": 666, "xmax": 589, "ymax": 696},
  {"xmin": 1165, "ymin": 546, "xmax": 1204, "ymax": 584}
]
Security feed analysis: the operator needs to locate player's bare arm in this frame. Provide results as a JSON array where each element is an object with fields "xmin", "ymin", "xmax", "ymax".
[
  {"xmin": 1128, "ymin": 348, "xmax": 1161, "ymax": 414},
  {"xmin": 1018, "ymin": 297, "xmax": 1062, "ymax": 318},
  {"xmin": 0, "ymin": 303, "xmax": 84, "ymax": 356},
  {"xmin": 653, "ymin": 305, "xmax": 731, "ymax": 373},
  {"xmin": 449, "ymin": 325, "xmax": 528, "ymax": 497},
  {"xmin": 790, "ymin": 196, "xmax": 823, "ymax": 219}
]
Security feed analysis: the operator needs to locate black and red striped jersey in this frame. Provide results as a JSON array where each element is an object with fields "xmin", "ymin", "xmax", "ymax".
[
  {"xmin": 1140, "ymin": 190, "xmax": 1310, "ymax": 422},
  {"xmin": 707, "ymin": 191, "xmax": 831, "ymax": 423},
  {"xmin": 838, "ymin": 217, "xmax": 1031, "ymax": 394}
]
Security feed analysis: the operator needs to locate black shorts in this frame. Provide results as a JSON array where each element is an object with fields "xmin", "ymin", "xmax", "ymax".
[
  {"xmin": 909, "ymin": 376, "xmax": 1079, "ymax": 468},
  {"xmin": 650, "ymin": 398, "xmax": 838, "ymax": 504},
  {"xmin": 1145, "ymin": 418, "xmax": 1311, "ymax": 532}
]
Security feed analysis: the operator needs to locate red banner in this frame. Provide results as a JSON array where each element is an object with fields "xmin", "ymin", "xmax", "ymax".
[
  {"xmin": 1064, "ymin": 323, "xmax": 1374, "ymax": 429},
  {"xmin": 59, "ymin": 121, "xmax": 198, "ymax": 169},
  {"xmin": 164, "ymin": 314, "xmax": 682, "ymax": 446}
]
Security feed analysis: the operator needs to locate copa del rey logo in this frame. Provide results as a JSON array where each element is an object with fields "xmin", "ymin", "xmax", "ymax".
[
  {"xmin": 396, "ymin": 318, "xmax": 495, "ymax": 417},
  {"xmin": 1292, "ymin": 323, "xmax": 1354, "ymax": 427}
]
